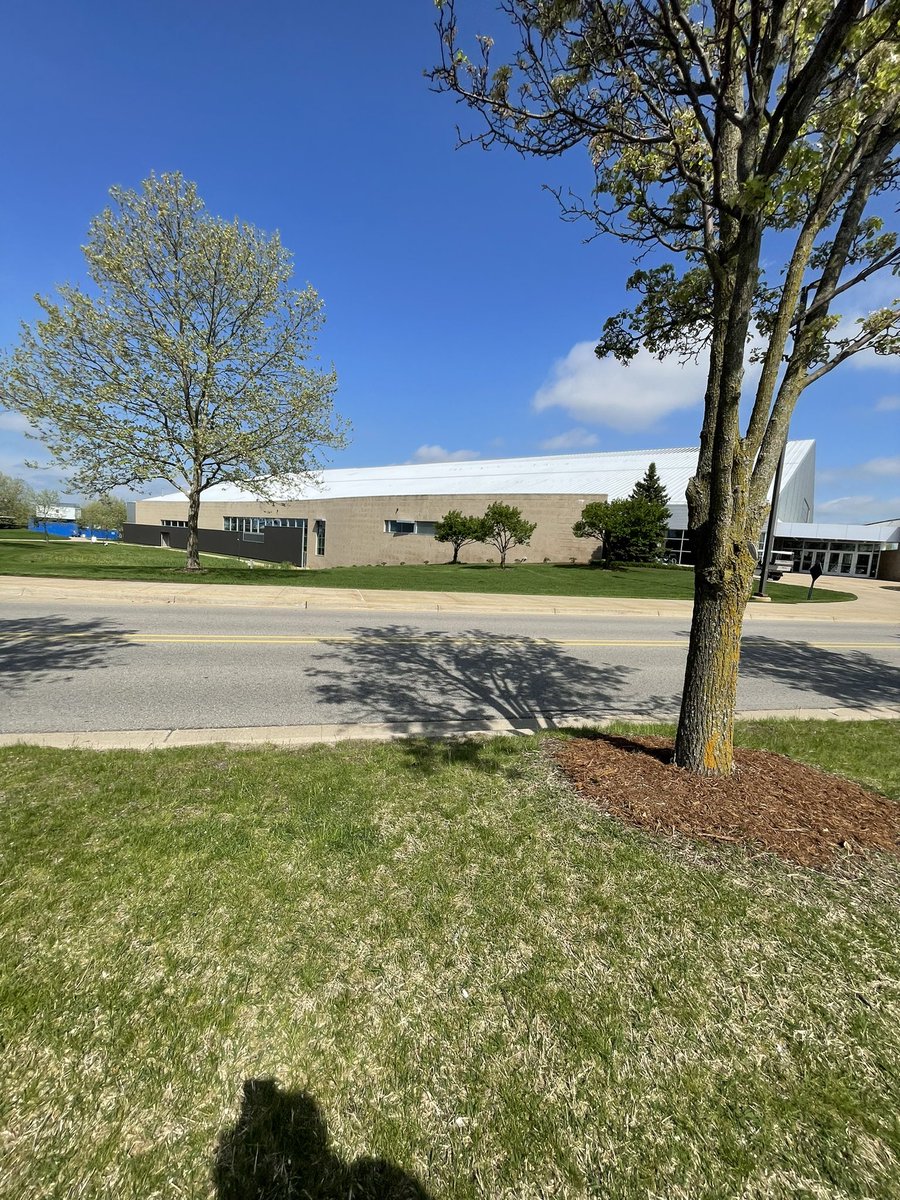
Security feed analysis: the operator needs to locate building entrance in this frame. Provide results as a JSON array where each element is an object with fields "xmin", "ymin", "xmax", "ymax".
[{"xmin": 797, "ymin": 543, "xmax": 879, "ymax": 577}]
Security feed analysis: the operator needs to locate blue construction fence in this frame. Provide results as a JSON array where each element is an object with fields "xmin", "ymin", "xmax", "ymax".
[{"xmin": 28, "ymin": 518, "xmax": 121, "ymax": 540}]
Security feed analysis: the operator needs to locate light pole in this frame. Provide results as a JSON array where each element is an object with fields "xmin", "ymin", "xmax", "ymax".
[{"xmin": 755, "ymin": 433, "xmax": 788, "ymax": 598}]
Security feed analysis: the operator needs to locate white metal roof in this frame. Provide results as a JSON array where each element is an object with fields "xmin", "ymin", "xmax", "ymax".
[
  {"xmin": 776, "ymin": 518, "xmax": 900, "ymax": 543},
  {"xmin": 150, "ymin": 441, "xmax": 816, "ymax": 503}
]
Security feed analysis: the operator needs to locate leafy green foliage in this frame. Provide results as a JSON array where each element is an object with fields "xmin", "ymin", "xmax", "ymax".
[
  {"xmin": 434, "ymin": 509, "xmax": 484, "ymax": 562},
  {"xmin": 79, "ymin": 495, "xmax": 127, "ymax": 534},
  {"xmin": 433, "ymin": 0, "xmax": 900, "ymax": 772},
  {"xmin": 0, "ymin": 172, "xmax": 346, "ymax": 569},
  {"xmin": 478, "ymin": 502, "xmax": 537, "ymax": 567},
  {"xmin": 0, "ymin": 472, "xmax": 34, "ymax": 528},
  {"xmin": 573, "ymin": 496, "xmax": 669, "ymax": 564}
]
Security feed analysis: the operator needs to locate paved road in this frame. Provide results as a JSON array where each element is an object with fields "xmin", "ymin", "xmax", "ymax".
[{"xmin": 2, "ymin": 601, "xmax": 898, "ymax": 734}]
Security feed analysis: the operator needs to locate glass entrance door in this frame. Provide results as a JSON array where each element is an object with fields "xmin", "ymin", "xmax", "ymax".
[{"xmin": 854, "ymin": 553, "xmax": 871, "ymax": 576}]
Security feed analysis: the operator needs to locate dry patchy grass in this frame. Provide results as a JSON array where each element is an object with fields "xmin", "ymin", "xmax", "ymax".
[{"xmin": 1, "ymin": 724, "xmax": 898, "ymax": 1198}]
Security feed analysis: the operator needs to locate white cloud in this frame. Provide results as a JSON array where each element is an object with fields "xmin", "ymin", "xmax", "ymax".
[
  {"xmin": 408, "ymin": 444, "xmax": 480, "ymax": 464},
  {"xmin": 0, "ymin": 411, "xmax": 34, "ymax": 435},
  {"xmin": 863, "ymin": 455, "xmax": 900, "ymax": 477},
  {"xmin": 538, "ymin": 428, "xmax": 600, "ymax": 452},
  {"xmin": 874, "ymin": 395, "xmax": 900, "ymax": 412},
  {"xmin": 817, "ymin": 455, "xmax": 900, "ymax": 485},
  {"xmin": 817, "ymin": 494, "xmax": 900, "ymax": 522},
  {"xmin": 532, "ymin": 341, "xmax": 706, "ymax": 431}
]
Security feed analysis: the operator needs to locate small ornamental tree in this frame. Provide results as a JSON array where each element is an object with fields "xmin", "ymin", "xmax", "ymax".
[
  {"xmin": 80, "ymin": 495, "xmax": 127, "ymax": 535},
  {"xmin": 479, "ymin": 502, "xmax": 536, "ymax": 568},
  {"xmin": 32, "ymin": 488, "xmax": 61, "ymax": 540},
  {"xmin": 434, "ymin": 509, "xmax": 484, "ymax": 563},
  {"xmin": 574, "ymin": 497, "xmax": 666, "ymax": 564},
  {"xmin": 0, "ymin": 172, "xmax": 346, "ymax": 571},
  {"xmin": 0, "ymin": 472, "xmax": 34, "ymax": 528}
]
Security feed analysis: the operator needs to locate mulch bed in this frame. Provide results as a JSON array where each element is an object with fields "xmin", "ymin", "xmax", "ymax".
[{"xmin": 551, "ymin": 734, "xmax": 900, "ymax": 868}]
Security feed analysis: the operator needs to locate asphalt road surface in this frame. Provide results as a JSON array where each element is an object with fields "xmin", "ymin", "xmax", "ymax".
[{"xmin": 1, "ymin": 601, "xmax": 898, "ymax": 733}]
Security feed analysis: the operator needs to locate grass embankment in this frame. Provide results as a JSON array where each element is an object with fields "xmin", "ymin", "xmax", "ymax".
[
  {"xmin": 1, "ymin": 720, "xmax": 898, "ymax": 1198},
  {"xmin": 0, "ymin": 535, "xmax": 853, "ymax": 603}
]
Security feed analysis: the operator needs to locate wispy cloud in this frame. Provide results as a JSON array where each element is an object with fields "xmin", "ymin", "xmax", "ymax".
[
  {"xmin": 0, "ymin": 410, "xmax": 34, "ymax": 435},
  {"xmin": 817, "ymin": 494, "xmax": 900, "ymax": 522},
  {"xmin": 820, "ymin": 455, "xmax": 900, "ymax": 483},
  {"xmin": 408, "ymin": 444, "xmax": 480, "ymax": 464},
  {"xmin": 874, "ymin": 395, "xmax": 900, "ymax": 413},
  {"xmin": 864, "ymin": 455, "xmax": 900, "ymax": 476},
  {"xmin": 533, "ymin": 341, "xmax": 706, "ymax": 432},
  {"xmin": 538, "ymin": 428, "xmax": 600, "ymax": 452}
]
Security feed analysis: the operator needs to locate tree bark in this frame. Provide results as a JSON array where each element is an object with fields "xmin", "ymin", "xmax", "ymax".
[
  {"xmin": 185, "ymin": 475, "xmax": 202, "ymax": 571},
  {"xmin": 673, "ymin": 541, "xmax": 755, "ymax": 774}
]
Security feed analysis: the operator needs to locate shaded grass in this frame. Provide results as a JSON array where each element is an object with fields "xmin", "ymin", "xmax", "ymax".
[
  {"xmin": 0, "ymin": 536, "xmax": 853, "ymax": 603},
  {"xmin": 1, "ymin": 721, "xmax": 899, "ymax": 1198}
]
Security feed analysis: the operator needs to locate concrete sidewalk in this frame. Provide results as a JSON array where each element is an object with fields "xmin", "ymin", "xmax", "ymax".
[
  {"xmin": 2, "ymin": 704, "xmax": 898, "ymax": 751},
  {"xmin": 0, "ymin": 571, "xmax": 897, "ymax": 622}
]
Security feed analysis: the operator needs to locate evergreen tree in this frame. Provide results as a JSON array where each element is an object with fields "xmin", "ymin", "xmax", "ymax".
[
  {"xmin": 628, "ymin": 463, "xmax": 671, "ymax": 560},
  {"xmin": 631, "ymin": 463, "xmax": 670, "ymax": 512}
]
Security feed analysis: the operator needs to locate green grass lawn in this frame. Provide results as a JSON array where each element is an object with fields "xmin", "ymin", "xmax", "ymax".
[
  {"xmin": 0, "ymin": 534, "xmax": 854, "ymax": 603},
  {"xmin": 1, "ymin": 721, "xmax": 898, "ymax": 1199}
]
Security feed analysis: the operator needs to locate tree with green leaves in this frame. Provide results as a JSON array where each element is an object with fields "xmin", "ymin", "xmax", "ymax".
[
  {"xmin": 434, "ymin": 508, "xmax": 484, "ymax": 562},
  {"xmin": 631, "ymin": 463, "xmax": 671, "ymax": 514},
  {"xmin": 80, "ymin": 495, "xmax": 127, "ymax": 536},
  {"xmin": 0, "ymin": 173, "xmax": 346, "ymax": 571},
  {"xmin": 479, "ymin": 501, "xmax": 536, "ymax": 567},
  {"xmin": 0, "ymin": 472, "xmax": 34, "ymax": 529},
  {"xmin": 629, "ymin": 463, "xmax": 671, "ymax": 559},
  {"xmin": 574, "ymin": 496, "xmax": 669, "ymax": 564},
  {"xmin": 433, "ymin": 0, "xmax": 900, "ymax": 774},
  {"xmin": 32, "ymin": 488, "xmax": 61, "ymax": 540}
]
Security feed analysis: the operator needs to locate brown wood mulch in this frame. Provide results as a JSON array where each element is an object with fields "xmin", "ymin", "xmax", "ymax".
[{"xmin": 551, "ymin": 734, "xmax": 900, "ymax": 869}]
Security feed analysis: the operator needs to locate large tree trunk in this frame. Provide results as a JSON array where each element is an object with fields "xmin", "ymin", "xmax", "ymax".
[
  {"xmin": 185, "ymin": 476, "xmax": 202, "ymax": 571},
  {"xmin": 674, "ymin": 540, "xmax": 755, "ymax": 774}
]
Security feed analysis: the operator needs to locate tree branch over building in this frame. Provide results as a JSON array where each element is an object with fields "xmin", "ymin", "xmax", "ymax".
[{"xmin": 432, "ymin": 0, "xmax": 900, "ymax": 774}]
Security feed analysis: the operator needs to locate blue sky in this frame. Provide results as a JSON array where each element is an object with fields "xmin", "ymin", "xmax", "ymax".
[{"xmin": 1, "ymin": 0, "xmax": 897, "ymax": 522}]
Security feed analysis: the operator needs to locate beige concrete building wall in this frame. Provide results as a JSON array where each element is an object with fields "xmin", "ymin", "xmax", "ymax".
[{"xmin": 132, "ymin": 492, "xmax": 606, "ymax": 567}]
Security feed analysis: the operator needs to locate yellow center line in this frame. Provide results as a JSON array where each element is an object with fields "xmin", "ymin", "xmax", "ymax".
[{"xmin": 0, "ymin": 632, "xmax": 896, "ymax": 649}]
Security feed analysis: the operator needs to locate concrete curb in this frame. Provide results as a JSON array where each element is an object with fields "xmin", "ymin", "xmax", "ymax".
[
  {"xmin": 2, "ymin": 573, "xmax": 897, "ymax": 622},
  {"xmin": 2, "ymin": 706, "xmax": 898, "ymax": 751}
]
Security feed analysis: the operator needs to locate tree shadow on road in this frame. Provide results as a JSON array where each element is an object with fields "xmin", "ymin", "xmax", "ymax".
[
  {"xmin": 740, "ymin": 636, "xmax": 900, "ymax": 709},
  {"xmin": 212, "ymin": 1079, "xmax": 432, "ymax": 1200},
  {"xmin": 307, "ymin": 624, "xmax": 679, "ymax": 737},
  {"xmin": 0, "ymin": 615, "xmax": 135, "ymax": 695}
]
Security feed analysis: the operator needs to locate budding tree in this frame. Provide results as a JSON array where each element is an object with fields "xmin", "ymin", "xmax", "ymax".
[
  {"xmin": 1, "ymin": 173, "xmax": 346, "ymax": 570},
  {"xmin": 433, "ymin": 0, "xmax": 900, "ymax": 773}
]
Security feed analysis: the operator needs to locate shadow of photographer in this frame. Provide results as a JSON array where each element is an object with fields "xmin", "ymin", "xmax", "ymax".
[{"xmin": 213, "ymin": 1079, "xmax": 432, "ymax": 1200}]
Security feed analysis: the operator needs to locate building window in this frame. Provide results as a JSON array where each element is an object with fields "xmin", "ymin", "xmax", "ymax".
[
  {"xmin": 161, "ymin": 519, "xmax": 188, "ymax": 528},
  {"xmin": 224, "ymin": 516, "xmax": 305, "ymax": 533},
  {"xmin": 385, "ymin": 519, "xmax": 436, "ymax": 536},
  {"xmin": 314, "ymin": 520, "xmax": 326, "ymax": 555}
]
